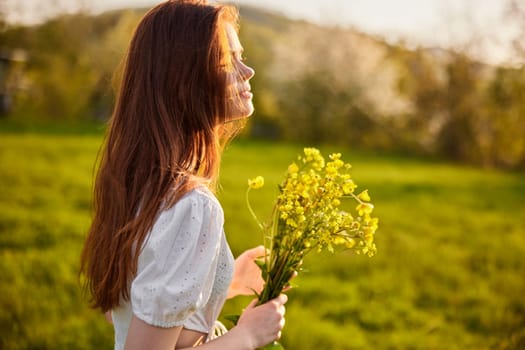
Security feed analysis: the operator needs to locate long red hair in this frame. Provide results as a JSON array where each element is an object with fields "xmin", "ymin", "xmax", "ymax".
[{"xmin": 81, "ymin": 0, "xmax": 241, "ymax": 312}]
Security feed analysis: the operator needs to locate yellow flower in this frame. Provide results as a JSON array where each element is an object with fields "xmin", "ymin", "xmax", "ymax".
[
  {"xmin": 244, "ymin": 147, "xmax": 378, "ymax": 311},
  {"xmin": 325, "ymin": 165, "xmax": 337, "ymax": 175},
  {"xmin": 329, "ymin": 153, "xmax": 342, "ymax": 160},
  {"xmin": 357, "ymin": 190, "xmax": 371, "ymax": 202},
  {"xmin": 288, "ymin": 162, "xmax": 299, "ymax": 174},
  {"xmin": 342, "ymin": 180, "xmax": 356, "ymax": 194},
  {"xmin": 346, "ymin": 237, "xmax": 356, "ymax": 248},
  {"xmin": 248, "ymin": 176, "xmax": 265, "ymax": 189},
  {"xmin": 333, "ymin": 236, "xmax": 347, "ymax": 245},
  {"xmin": 286, "ymin": 218, "xmax": 298, "ymax": 227},
  {"xmin": 356, "ymin": 203, "xmax": 374, "ymax": 216}
]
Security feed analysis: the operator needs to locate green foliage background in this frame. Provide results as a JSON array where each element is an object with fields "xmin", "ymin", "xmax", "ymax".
[{"xmin": 1, "ymin": 127, "xmax": 524, "ymax": 349}]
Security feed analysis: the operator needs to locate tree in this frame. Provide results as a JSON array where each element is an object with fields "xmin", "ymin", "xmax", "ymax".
[
  {"xmin": 436, "ymin": 53, "xmax": 482, "ymax": 163},
  {"xmin": 484, "ymin": 66, "xmax": 525, "ymax": 168}
]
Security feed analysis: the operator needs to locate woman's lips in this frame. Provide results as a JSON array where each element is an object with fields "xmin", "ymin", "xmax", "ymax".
[{"xmin": 240, "ymin": 90, "xmax": 253, "ymax": 99}]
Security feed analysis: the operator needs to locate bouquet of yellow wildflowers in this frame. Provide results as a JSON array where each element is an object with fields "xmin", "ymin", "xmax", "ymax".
[{"xmin": 246, "ymin": 148, "xmax": 378, "ymax": 349}]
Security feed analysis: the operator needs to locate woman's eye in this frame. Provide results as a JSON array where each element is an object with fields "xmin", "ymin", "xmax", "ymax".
[{"xmin": 234, "ymin": 53, "xmax": 246, "ymax": 62}]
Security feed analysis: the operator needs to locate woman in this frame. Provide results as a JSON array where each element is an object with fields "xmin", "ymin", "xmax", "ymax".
[{"xmin": 80, "ymin": 1, "xmax": 287, "ymax": 349}]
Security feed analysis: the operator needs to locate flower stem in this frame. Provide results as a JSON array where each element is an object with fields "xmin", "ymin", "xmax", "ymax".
[{"xmin": 246, "ymin": 187, "xmax": 264, "ymax": 231}]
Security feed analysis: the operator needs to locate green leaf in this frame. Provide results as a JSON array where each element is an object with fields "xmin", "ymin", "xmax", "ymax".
[
  {"xmin": 254, "ymin": 258, "xmax": 267, "ymax": 270},
  {"xmin": 255, "ymin": 258, "xmax": 268, "ymax": 280},
  {"xmin": 223, "ymin": 314, "xmax": 240, "ymax": 326}
]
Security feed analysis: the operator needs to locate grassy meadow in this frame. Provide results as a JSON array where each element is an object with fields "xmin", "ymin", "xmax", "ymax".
[{"xmin": 0, "ymin": 128, "xmax": 524, "ymax": 349}]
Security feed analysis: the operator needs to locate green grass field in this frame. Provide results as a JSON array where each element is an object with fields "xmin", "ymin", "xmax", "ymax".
[{"xmin": 1, "ymin": 130, "xmax": 524, "ymax": 349}]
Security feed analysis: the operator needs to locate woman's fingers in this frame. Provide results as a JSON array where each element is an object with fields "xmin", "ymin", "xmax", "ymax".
[
  {"xmin": 236, "ymin": 295, "xmax": 288, "ymax": 347},
  {"xmin": 247, "ymin": 245, "xmax": 266, "ymax": 258},
  {"xmin": 274, "ymin": 293, "xmax": 288, "ymax": 306}
]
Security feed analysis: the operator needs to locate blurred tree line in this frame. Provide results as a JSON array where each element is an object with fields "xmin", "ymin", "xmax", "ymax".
[
  {"xmin": 1, "ymin": 5, "xmax": 524, "ymax": 169},
  {"xmin": 0, "ymin": 8, "xmax": 138, "ymax": 121}
]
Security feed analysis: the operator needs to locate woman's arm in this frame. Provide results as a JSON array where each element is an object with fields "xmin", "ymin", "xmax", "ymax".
[
  {"xmin": 124, "ymin": 294, "xmax": 287, "ymax": 350},
  {"xmin": 124, "ymin": 317, "xmax": 183, "ymax": 350}
]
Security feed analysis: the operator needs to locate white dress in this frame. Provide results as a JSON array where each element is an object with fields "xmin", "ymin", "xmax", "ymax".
[{"xmin": 112, "ymin": 187, "xmax": 235, "ymax": 349}]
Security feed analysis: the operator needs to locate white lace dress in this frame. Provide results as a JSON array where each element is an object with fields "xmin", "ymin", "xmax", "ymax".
[{"xmin": 111, "ymin": 187, "xmax": 234, "ymax": 349}]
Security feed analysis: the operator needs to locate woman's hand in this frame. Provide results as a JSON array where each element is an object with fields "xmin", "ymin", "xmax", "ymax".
[
  {"xmin": 228, "ymin": 246, "xmax": 300, "ymax": 299},
  {"xmin": 233, "ymin": 294, "xmax": 287, "ymax": 349},
  {"xmin": 227, "ymin": 246, "xmax": 266, "ymax": 298}
]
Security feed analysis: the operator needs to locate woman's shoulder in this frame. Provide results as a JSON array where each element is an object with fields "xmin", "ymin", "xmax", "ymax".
[
  {"xmin": 161, "ymin": 186, "xmax": 223, "ymax": 219},
  {"xmin": 180, "ymin": 186, "xmax": 221, "ymax": 208},
  {"xmin": 147, "ymin": 186, "xmax": 224, "ymax": 246}
]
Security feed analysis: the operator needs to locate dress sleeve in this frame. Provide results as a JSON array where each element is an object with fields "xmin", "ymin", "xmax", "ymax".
[{"xmin": 130, "ymin": 191, "xmax": 224, "ymax": 328}]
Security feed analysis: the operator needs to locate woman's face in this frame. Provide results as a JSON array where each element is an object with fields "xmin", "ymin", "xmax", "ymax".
[{"xmin": 224, "ymin": 23, "xmax": 255, "ymax": 120}]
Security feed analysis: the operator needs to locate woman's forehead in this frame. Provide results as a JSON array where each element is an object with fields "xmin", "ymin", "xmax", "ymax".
[{"xmin": 225, "ymin": 23, "xmax": 242, "ymax": 52}]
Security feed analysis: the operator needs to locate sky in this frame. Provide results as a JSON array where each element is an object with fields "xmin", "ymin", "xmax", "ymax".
[{"xmin": 2, "ymin": 0, "xmax": 522, "ymax": 65}]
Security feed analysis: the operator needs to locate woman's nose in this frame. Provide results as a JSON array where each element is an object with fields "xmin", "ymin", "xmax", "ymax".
[{"xmin": 239, "ymin": 62, "xmax": 255, "ymax": 80}]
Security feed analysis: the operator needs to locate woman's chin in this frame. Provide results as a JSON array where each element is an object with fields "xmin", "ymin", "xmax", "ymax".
[
  {"xmin": 228, "ymin": 105, "xmax": 254, "ymax": 121},
  {"xmin": 245, "ymin": 106, "xmax": 255, "ymax": 118}
]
